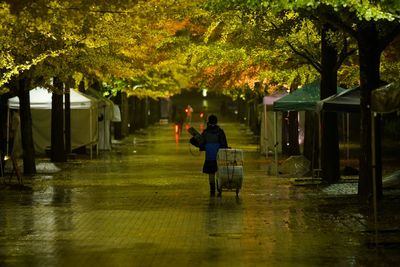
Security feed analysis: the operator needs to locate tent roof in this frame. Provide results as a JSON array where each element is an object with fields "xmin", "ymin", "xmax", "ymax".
[
  {"xmin": 263, "ymin": 92, "xmax": 287, "ymax": 106},
  {"xmin": 371, "ymin": 82, "xmax": 400, "ymax": 113},
  {"xmin": 85, "ymin": 88, "xmax": 114, "ymax": 108},
  {"xmin": 320, "ymin": 81, "xmax": 400, "ymax": 114},
  {"xmin": 8, "ymin": 87, "xmax": 94, "ymax": 109},
  {"xmin": 273, "ymin": 80, "xmax": 345, "ymax": 111},
  {"xmin": 320, "ymin": 87, "xmax": 360, "ymax": 113}
]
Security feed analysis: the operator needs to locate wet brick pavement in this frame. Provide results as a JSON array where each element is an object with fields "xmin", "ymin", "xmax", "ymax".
[{"xmin": 1, "ymin": 122, "xmax": 400, "ymax": 267}]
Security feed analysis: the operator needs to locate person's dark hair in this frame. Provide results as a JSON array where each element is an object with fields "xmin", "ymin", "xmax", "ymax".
[{"xmin": 207, "ymin": 115, "xmax": 218, "ymax": 125}]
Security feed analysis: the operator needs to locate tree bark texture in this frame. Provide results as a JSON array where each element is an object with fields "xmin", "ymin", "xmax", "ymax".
[
  {"xmin": 16, "ymin": 78, "xmax": 36, "ymax": 174},
  {"xmin": 286, "ymin": 82, "xmax": 300, "ymax": 156},
  {"xmin": 357, "ymin": 24, "xmax": 383, "ymax": 201},
  {"xmin": 236, "ymin": 99, "xmax": 247, "ymax": 123},
  {"xmin": 113, "ymin": 92, "xmax": 122, "ymax": 140},
  {"xmin": 64, "ymin": 86, "xmax": 71, "ymax": 154},
  {"xmin": 287, "ymin": 111, "xmax": 300, "ymax": 155},
  {"xmin": 303, "ymin": 111, "xmax": 319, "ymax": 170},
  {"xmin": 149, "ymin": 98, "xmax": 160, "ymax": 124},
  {"xmin": 320, "ymin": 24, "xmax": 340, "ymax": 183},
  {"xmin": 139, "ymin": 97, "xmax": 149, "ymax": 129},
  {"xmin": 51, "ymin": 77, "xmax": 66, "ymax": 162},
  {"xmin": 128, "ymin": 96, "xmax": 136, "ymax": 133},
  {"xmin": 120, "ymin": 92, "xmax": 129, "ymax": 137},
  {"xmin": 133, "ymin": 97, "xmax": 143, "ymax": 129}
]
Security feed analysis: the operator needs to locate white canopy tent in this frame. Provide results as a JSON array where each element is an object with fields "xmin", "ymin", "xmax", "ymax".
[
  {"xmin": 7, "ymin": 87, "xmax": 98, "ymax": 156},
  {"xmin": 259, "ymin": 93, "xmax": 287, "ymax": 157}
]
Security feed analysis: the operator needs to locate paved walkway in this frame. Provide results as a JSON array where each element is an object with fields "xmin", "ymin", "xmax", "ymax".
[{"xmin": 1, "ymin": 121, "xmax": 400, "ymax": 267}]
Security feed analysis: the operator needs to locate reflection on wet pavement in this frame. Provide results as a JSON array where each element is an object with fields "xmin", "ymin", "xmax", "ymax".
[{"xmin": 1, "ymin": 122, "xmax": 400, "ymax": 266}]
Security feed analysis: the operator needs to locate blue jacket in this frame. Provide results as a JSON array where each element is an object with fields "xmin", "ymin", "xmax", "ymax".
[{"xmin": 200, "ymin": 124, "xmax": 228, "ymax": 160}]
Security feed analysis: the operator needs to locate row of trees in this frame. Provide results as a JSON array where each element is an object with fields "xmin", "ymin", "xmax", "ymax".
[{"xmin": 0, "ymin": 1, "xmax": 399, "ymax": 200}]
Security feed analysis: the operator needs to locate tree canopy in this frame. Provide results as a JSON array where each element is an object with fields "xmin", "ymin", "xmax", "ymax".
[{"xmin": 1, "ymin": 0, "xmax": 398, "ymax": 97}]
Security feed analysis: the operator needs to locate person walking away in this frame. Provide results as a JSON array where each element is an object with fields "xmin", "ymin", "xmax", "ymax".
[
  {"xmin": 185, "ymin": 105, "xmax": 193, "ymax": 124},
  {"xmin": 174, "ymin": 109, "xmax": 185, "ymax": 134},
  {"xmin": 200, "ymin": 115, "xmax": 228, "ymax": 196}
]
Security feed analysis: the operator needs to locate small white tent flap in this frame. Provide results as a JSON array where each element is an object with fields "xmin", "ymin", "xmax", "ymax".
[
  {"xmin": 8, "ymin": 87, "xmax": 98, "ymax": 154},
  {"xmin": 260, "ymin": 93, "xmax": 287, "ymax": 155}
]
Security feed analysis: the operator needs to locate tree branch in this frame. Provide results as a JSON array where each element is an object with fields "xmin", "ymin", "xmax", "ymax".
[
  {"xmin": 336, "ymin": 36, "xmax": 357, "ymax": 71},
  {"xmin": 378, "ymin": 23, "xmax": 400, "ymax": 52},
  {"xmin": 270, "ymin": 21, "xmax": 322, "ymax": 73},
  {"xmin": 0, "ymin": 46, "xmax": 76, "ymax": 88},
  {"xmin": 47, "ymin": 6, "xmax": 133, "ymax": 14},
  {"xmin": 316, "ymin": 5, "xmax": 358, "ymax": 37}
]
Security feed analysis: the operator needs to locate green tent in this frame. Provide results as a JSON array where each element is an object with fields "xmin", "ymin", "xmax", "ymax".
[
  {"xmin": 273, "ymin": 80, "xmax": 346, "ymax": 111},
  {"xmin": 271, "ymin": 80, "xmax": 346, "ymax": 177}
]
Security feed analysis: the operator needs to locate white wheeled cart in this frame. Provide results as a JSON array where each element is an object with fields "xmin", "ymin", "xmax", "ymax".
[{"xmin": 216, "ymin": 148, "xmax": 244, "ymax": 196}]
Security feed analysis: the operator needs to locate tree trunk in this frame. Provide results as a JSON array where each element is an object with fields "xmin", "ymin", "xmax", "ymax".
[
  {"xmin": 51, "ymin": 77, "xmax": 66, "ymax": 162},
  {"xmin": 287, "ymin": 111, "xmax": 300, "ymax": 155},
  {"xmin": 113, "ymin": 92, "xmax": 122, "ymax": 140},
  {"xmin": 287, "ymin": 82, "xmax": 300, "ymax": 155},
  {"xmin": 133, "ymin": 96, "xmax": 142, "ymax": 130},
  {"xmin": 17, "ymin": 78, "xmax": 36, "ymax": 174},
  {"xmin": 357, "ymin": 24, "xmax": 383, "ymax": 201},
  {"xmin": 128, "ymin": 96, "xmax": 136, "ymax": 133},
  {"xmin": 149, "ymin": 98, "xmax": 160, "ymax": 124},
  {"xmin": 65, "ymin": 85, "xmax": 71, "ymax": 154},
  {"xmin": 320, "ymin": 24, "xmax": 340, "ymax": 183},
  {"xmin": 120, "ymin": 91, "xmax": 129, "ymax": 136},
  {"xmin": 281, "ymin": 112, "xmax": 289, "ymax": 155},
  {"xmin": 138, "ymin": 97, "xmax": 149, "ymax": 129},
  {"xmin": 303, "ymin": 111, "xmax": 318, "ymax": 169},
  {"xmin": 237, "ymin": 99, "xmax": 247, "ymax": 123},
  {"xmin": 250, "ymin": 98, "xmax": 261, "ymax": 136}
]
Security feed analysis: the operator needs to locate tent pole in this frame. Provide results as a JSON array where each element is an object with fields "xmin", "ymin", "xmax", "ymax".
[
  {"xmin": 371, "ymin": 111, "xmax": 378, "ymax": 246},
  {"xmin": 274, "ymin": 112, "xmax": 278, "ymax": 177},
  {"xmin": 347, "ymin": 113, "xmax": 350, "ymax": 161},
  {"xmin": 318, "ymin": 111, "xmax": 322, "ymax": 172},
  {"xmin": 264, "ymin": 104, "xmax": 268, "ymax": 158},
  {"xmin": 6, "ymin": 106, "xmax": 10, "ymax": 156},
  {"xmin": 103, "ymin": 105, "xmax": 106, "ymax": 151},
  {"xmin": 90, "ymin": 108, "xmax": 93, "ymax": 159}
]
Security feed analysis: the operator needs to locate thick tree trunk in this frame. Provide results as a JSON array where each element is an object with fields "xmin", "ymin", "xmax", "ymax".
[
  {"xmin": 51, "ymin": 77, "xmax": 66, "ymax": 162},
  {"xmin": 357, "ymin": 24, "xmax": 383, "ymax": 201},
  {"xmin": 17, "ymin": 78, "xmax": 36, "ymax": 174},
  {"xmin": 320, "ymin": 24, "xmax": 340, "ymax": 183}
]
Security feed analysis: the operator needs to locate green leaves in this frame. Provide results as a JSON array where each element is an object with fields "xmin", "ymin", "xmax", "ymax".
[{"xmin": 1, "ymin": 0, "xmax": 398, "ymax": 97}]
